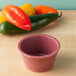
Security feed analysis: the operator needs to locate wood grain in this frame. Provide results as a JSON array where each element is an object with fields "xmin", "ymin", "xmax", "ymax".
[{"xmin": 0, "ymin": 10, "xmax": 76, "ymax": 76}]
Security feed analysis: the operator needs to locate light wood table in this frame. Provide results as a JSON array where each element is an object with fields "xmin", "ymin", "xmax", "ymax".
[{"xmin": 0, "ymin": 10, "xmax": 76, "ymax": 76}]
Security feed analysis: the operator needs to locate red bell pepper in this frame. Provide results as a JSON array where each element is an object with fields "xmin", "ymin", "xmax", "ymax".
[{"xmin": 2, "ymin": 5, "xmax": 31, "ymax": 31}]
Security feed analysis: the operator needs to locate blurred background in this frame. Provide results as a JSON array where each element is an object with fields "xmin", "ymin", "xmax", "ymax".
[{"xmin": 0, "ymin": 0, "xmax": 76, "ymax": 10}]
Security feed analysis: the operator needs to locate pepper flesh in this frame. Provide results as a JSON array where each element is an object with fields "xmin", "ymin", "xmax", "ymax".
[{"xmin": 2, "ymin": 5, "xmax": 31, "ymax": 31}]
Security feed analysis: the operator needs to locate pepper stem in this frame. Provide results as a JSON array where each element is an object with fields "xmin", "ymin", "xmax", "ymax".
[{"xmin": 58, "ymin": 11, "xmax": 62, "ymax": 17}]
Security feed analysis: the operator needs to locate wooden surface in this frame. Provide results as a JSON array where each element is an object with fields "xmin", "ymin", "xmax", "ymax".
[{"xmin": 0, "ymin": 10, "xmax": 76, "ymax": 76}]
